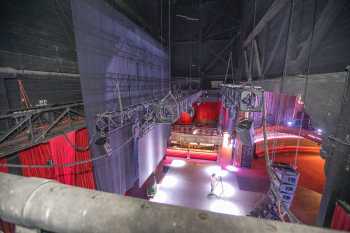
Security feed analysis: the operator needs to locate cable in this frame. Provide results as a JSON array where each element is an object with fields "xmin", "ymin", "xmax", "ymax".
[{"xmin": 293, "ymin": 0, "xmax": 317, "ymax": 169}]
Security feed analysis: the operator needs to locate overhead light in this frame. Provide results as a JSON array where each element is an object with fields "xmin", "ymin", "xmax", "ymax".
[{"xmin": 287, "ymin": 121, "xmax": 293, "ymax": 127}]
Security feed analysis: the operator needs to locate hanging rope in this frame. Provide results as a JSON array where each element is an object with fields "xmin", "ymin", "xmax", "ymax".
[
  {"xmin": 269, "ymin": 0, "xmax": 295, "ymax": 163},
  {"xmin": 293, "ymin": 0, "xmax": 318, "ymax": 169}
]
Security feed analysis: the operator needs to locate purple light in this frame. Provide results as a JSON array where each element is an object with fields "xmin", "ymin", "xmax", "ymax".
[{"xmin": 287, "ymin": 121, "xmax": 293, "ymax": 127}]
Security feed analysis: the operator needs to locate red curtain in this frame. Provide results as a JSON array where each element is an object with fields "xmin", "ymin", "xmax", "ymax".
[
  {"xmin": 331, "ymin": 201, "xmax": 350, "ymax": 231},
  {"xmin": 193, "ymin": 101, "xmax": 221, "ymax": 124},
  {"xmin": 0, "ymin": 158, "xmax": 8, "ymax": 173},
  {"xmin": 176, "ymin": 112, "xmax": 193, "ymax": 125},
  {"xmin": 49, "ymin": 131, "xmax": 76, "ymax": 185},
  {"xmin": 74, "ymin": 129, "xmax": 96, "ymax": 189},
  {"xmin": 19, "ymin": 143, "xmax": 55, "ymax": 179},
  {"xmin": 19, "ymin": 128, "xmax": 95, "ymax": 189}
]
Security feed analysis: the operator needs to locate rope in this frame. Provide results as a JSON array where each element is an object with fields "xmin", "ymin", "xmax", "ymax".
[
  {"xmin": 270, "ymin": 0, "xmax": 295, "ymax": 163},
  {"xmin": 293, "ymin": 0, "xmax": 317, "ymax": 169}
]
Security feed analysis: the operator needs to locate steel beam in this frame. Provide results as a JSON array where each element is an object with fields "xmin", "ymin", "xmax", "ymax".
[
  {"xmin": 0, "ymin": 115, "xmax": 31, "ymax": 144},
  {"xmin": 288, "ymin": 0, "xmax": 347, "ymax": 73},
  {"xmin": 203, "ymin": 34, "xmax": 238, "ymax": 73},
  {"xmin": 262, "ymin": 16, "xmax": 289, "ymax": 75},
  {"xmin": 253, "ymin": 40, "xmax": 262, "ymax": 78},
  {"xmin": 0, "ymin": 173, "xmax": 337, "ymax": 233},
  {"xmin": 243, "ymin": 0, "xmax": 289, "ymax": 48}
]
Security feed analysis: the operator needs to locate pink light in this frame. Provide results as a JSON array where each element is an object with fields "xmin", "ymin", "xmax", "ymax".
[
  {"xmin": 307, "ymin": 134, "xmax": 322, "ymax": 141},
  {"xmin": 254, "ymin": 134, "xmax": 303, "ymax": 143}
]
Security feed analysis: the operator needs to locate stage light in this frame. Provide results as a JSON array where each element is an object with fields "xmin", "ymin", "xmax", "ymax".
[
  {"xmin": 226, "ymin": 165, "xmax": 238, "ymax": 172},
  {"xmin": 159, "ymin": 175, "xmax": 179, "ymax": 188},
  {"xmin": 223, "ymin": 132, "xmax": 231, "ymax": 148},
  {"xmin": 205, "ymin": 165, "xmax": 228, "ymax": 177},
  {"xmin": 150, "ymin": 190, "xmax": 168, "ymax": 203},
  {"xmin": 212, "ymin": 182, "xmax": 236, "ymax": 198},
  {"xmin": 316, "ymin": 128, "xmax": 323, "ymax": 135},
  {"xmin": 170, "ymin": 159, "xmax": 186, "ymax": 168},
  {"xmin": 287, "ymin": 121, "xmax": 293, "ymax": 127},
  {"xmin": 209, "ymin": 199, "xmax": 242, "ymax": 216}
]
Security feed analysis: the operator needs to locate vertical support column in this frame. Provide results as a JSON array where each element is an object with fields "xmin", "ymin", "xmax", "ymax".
[
  {"xmin": 317, "ymin": 68, "xmax": 350, "ymax": 226},
  {"xmin": 198, "ymin": 0, "xmax": 203, "ymax": 88}
]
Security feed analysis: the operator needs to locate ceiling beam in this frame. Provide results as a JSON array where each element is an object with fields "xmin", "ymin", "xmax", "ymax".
[
  {"xmin": 288, "ymin": 0, "xmax": 347, "ymax": 73},
  {"xmin": 202, "ymin": 33, "xmax": 239, "ymax": 73},
  {"xmin": 243, "ymin": 0, "xmax": 289, "ymax": 48}
]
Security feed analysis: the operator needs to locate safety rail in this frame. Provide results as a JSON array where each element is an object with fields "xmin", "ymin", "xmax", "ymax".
[{"xmin": 0, "ymin": 173, "xmax": 339, "ymax": 233}]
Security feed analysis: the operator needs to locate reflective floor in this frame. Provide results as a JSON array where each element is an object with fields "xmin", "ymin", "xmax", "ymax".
[{"xmin": 150, "ymin": 159, "xmax": 267, "ymax": 216}]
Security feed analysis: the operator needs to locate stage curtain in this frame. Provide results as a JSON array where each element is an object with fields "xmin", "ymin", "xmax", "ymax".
[
  {"xmin": 19, "ymin": 143, "xmax": 55, "ymax": 179},
  {"xmin": 331, "ymin": 201, "xmax": 350, "ymax": 231},
  {"xmin": 74, "ymin": 128, "xmax": 96, "ymax": 189},
  {"xmin": 193, "ymin": 101, "xmax": 221, "ymax": 124},
  {"xmin": 0, "ymin": 158, "xmax": 8, "ymax": 173},
  {"xmin": 49, "ymin": 131, "xmax": 76, "ymax": 185},
  {"xmin": 177, "ymin": 112, "xmax": 193, "ymax": 125}
]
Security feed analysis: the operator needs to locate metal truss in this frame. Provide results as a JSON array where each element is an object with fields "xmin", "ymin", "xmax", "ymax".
[
  {"xmin": 95, "ymin": 90, "xmax": 202, "ymax": 143},
  {"xmin": 0, "ymin": 103, "xmax": 85, "ymax": 157},
  {"xmin": 221, "ymin": 84, "xmax": 263, "ymax": 112}
]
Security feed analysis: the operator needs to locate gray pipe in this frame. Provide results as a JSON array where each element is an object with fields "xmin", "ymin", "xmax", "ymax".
[
  {"xmin": 0, "ymin": 173, "xmax": 337, "ymax": 233},
  {"xmin": 0, "ymin": 67, "xmax": 79, "ymax": 78}
]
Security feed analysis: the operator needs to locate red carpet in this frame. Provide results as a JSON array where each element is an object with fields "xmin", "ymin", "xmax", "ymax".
[{"xmin": 253, "ymin": 153, "xmax": 325, "ymax": 194}]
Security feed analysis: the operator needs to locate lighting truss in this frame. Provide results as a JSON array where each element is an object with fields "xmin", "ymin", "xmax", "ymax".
[
  {"xmin": 221, "ymin": 84, "xmax": 263, "ymax": 112},
  {"xmin": 95, "ymin": 91, "xmax": 202, "ymax": 140},
  {"xmin": 0, "ymin": 103, "xmax": 85, "ymax": 157}
]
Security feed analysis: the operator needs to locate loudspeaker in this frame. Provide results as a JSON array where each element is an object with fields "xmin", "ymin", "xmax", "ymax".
[{"xmin": 236, "ymin": 119, "xmax": 254, "ymax": 145}]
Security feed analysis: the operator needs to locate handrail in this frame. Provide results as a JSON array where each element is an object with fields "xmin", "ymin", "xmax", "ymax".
[{"xmin": 0, "ymin": 173, "xmax": 337, "ymax": 233}]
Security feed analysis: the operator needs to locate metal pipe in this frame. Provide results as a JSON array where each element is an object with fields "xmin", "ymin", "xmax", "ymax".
[
  {"xmin": 0, "ymin": 173, "xmax": 337, "ymax": 233},
  {"xmin": 0, "ymin": 67, "xmax": 80, "ymax": 78}
]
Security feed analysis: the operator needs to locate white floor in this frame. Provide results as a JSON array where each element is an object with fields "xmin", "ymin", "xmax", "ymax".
[{"xmin": 150, "ymin": 159, "xmax": 266, "ymax": 216}]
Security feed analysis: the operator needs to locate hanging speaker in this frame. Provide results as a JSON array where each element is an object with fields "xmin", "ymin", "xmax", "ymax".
[{"xmin": 236, "ymin": 119, "xmax": 254, "ymax": 145}]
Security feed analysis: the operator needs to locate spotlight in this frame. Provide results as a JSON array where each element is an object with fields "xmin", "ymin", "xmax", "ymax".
[
  {"xmin": 170, "ymin": 159, "xmax": 186, "ymax": 168},
  {"xmin": 159, "ymin": 175, "xmax": 179, "ymax": 188},
  {"xmin": 316, "ymin": 128, "xmax": 323, "ymax": 135},
  {"xmin": 287, "ymin": 121, "xmax": 293, "ymax": 127},
  {"xmin": 226, "ymin": 165, "xmax": 238, "ymax": 172},
  {"xmin": 223, "ymin": 132, "xmax": 231, "ymax": 148}
]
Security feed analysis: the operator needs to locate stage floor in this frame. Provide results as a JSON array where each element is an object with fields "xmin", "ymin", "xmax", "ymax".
[{"xmin": 150, "ymin": 159, "xmax": 267, "ymax": 216}]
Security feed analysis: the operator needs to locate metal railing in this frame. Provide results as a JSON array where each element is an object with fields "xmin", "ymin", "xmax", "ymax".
[{"xmin": 0, "ymin": 173, "xmax": 338, "ymax": 233}]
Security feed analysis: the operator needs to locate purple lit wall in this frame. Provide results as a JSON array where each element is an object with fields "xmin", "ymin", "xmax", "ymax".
[
  {"xmin": 71, "ymin": 0, "xmax": 169, "ymax": 193},
  {"xmin": 138, "ymin": 123, "xmax": 171, "ymax": 186}
]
